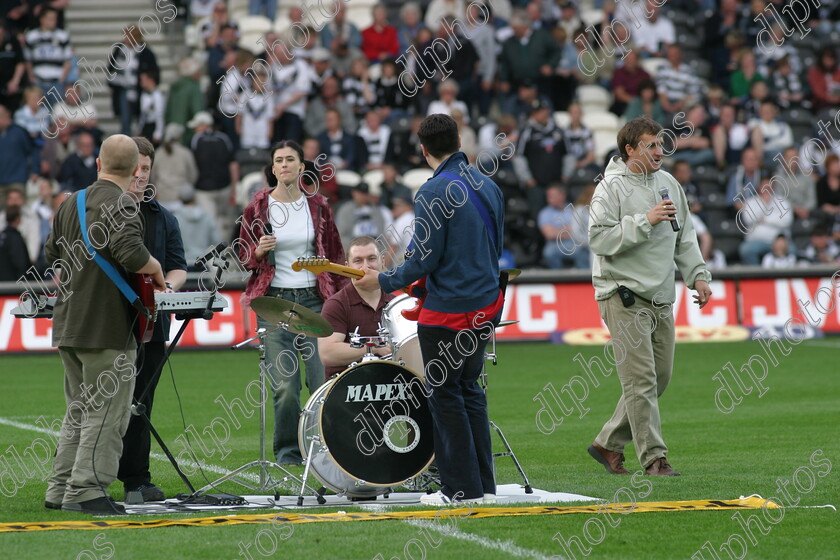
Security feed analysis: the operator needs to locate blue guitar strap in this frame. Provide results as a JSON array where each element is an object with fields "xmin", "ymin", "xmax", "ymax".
[
  {"xmin": 439, "ymin": 171, "xmax": 499, "ymax": 254},
  {"xmin": 76, "ymin": 188, "xmax": 142, "ymax": 306}
]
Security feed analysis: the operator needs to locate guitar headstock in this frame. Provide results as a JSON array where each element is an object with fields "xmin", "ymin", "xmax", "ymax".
[{"xmin": 292, "ymin": 256, "xmax": 331, "ymax": 273}]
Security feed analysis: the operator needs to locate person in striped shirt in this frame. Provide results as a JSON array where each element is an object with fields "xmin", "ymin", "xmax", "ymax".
[{"xmin": 24, "ymin": 8, "xmax": 72, "ymax": 99}]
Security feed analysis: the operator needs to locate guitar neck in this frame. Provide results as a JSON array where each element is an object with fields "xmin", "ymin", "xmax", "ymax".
[{"xmin": 292, "ymin": 259, "xmax": 365, "ymax": 279}]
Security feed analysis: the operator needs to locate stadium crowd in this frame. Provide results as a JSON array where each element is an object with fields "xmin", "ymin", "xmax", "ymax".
[{"xmin": 1, "ymin": 0, "xmax": 840, "ymax": 282}]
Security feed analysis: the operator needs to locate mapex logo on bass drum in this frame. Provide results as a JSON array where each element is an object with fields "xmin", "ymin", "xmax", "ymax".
[{"xmin": 345, "ymin": 383, "xmax": 414, "ymax": 403}]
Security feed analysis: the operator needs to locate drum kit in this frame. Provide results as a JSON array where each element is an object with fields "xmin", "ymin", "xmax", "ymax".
[{"xmin": 206, "ymin": 269, "xmax": 531, "ymax": 504}]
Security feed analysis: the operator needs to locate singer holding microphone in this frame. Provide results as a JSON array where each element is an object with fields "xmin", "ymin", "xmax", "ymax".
[
  {"xmin": 237, "ymin": 140, "xmax": 346, "ymax": 465},
  {"xmin": 586, "ymin": 117, "xmax": 712, "ymax": 477}
]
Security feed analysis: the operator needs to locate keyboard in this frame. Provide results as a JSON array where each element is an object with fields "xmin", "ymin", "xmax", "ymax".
[{"xmin": 11, "ymin": 292, "xmax": 228, "ymax": 319}]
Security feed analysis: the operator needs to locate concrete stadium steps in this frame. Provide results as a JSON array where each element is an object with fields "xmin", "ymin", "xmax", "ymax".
[{"xmin": 65, "ymin": 0, "xmax": 184, "ymax": 135}]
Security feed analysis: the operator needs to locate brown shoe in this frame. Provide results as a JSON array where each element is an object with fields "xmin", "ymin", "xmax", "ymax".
[
  {"xmin": 645, "ymin": 457, "xmax": 681, "ymax": 476},
  {"xmin": 587, "ymin": 443, "xmax": 630, "ymax": 474}
]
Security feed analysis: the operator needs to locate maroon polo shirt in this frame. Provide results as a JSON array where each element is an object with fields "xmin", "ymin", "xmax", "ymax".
[{"xmin": 321, "ymin": 282, "xmax": 396, "ymax": 379}]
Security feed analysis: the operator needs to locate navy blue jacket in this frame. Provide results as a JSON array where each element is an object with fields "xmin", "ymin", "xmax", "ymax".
[
  {"xmin": 379, "ymin": 152, "xmax": 504, "ymax": 314},
  {"xmin": 140, "ymin": 200, "xmax": 187, "ymax": 342},
  {"xmin": 0, "ymin": 124, "xmax": 35, "ymax": 183}
]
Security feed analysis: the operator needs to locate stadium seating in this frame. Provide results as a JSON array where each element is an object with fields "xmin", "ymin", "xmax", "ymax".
[
  {"xmin": 401, "ymin": 168, "xmax": 432, "ymax": 195},
  {"xmin": 362, "ymin": 169, "xmax": 385, "ymax": 195},
  {"xmin": 576, "ymin": 85, "xmax": 612, "ymax": 113}
]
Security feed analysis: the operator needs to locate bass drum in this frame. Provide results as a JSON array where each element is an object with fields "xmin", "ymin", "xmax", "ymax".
[
  {"xmin": 298, "ymin": 360, "xmax": 434, "ymax": 498},
  {"xmin": 381, "ymin": 294, "xmax": 424, "ymax": 376}
]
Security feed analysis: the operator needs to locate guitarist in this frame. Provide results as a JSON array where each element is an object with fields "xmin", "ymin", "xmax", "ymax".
[
  {"xmin": 44, "ymin": 135, "xmax": 165, "ymax": 515},
  {"xmin": 318, "ymin": 236, "xmax": 394, "ymax": 380},
  {"xmin": 357, "ymin": 114, "xmax": 505, "ymax": 506},
  {"xmin": 117, "ymin": 137, "xmax": 187, "ymax": 503}
]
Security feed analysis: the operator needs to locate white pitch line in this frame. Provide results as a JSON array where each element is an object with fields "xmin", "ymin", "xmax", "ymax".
[
  {"xmin": 0, "ymin": 416, "xmax": 260, "ymax": 482},
  {"xmin": 406, "ymin": 519, "xmax": 556, "ymax": 560},
  {"xmin": 802, "ymin": 340, "xmax": 840, "ymax": 348}
]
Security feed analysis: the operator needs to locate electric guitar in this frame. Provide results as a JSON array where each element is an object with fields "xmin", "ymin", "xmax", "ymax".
[
  {"xmin": 291, "ymin": 257, "xmax": 365, "ymax": 279},
  {"xmin": 132, "ymin": 274, "xmax": 156, "ymax": 343}
]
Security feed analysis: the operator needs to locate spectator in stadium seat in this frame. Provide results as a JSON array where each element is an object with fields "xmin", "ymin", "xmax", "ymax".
[
  {"xmin": 539, "ymin": 184, "xmax": 587, "ymax": 269},
  {"xmin": 317, "ymin": 108, "xmax": 366, "ymax": 172},
  {"xmin": 166, "ymin": 58, "xmax": 205, "ymax": 148},
  {"xmin": 342, "ymin": 57, "xmax": 376, "ymax": 121},
  {"xmin": 430, "ymin": 15, "xmax": 480, "ymax": 117},
  {"xmin": 427, "ymin": 79, "xmax": 470, "ymax": 123},
  {"xmin": 358, "ymin": 109, "xmax": 391, "ymax": 170},
  {"xmin": 0, "ymin": 186, "xmax": 39, "ymax": 265},
  {"xmin": 397, "ymin": 2, "xmax": 425, "ymax": 53},
  {"xmin": 773, "ymin": 146, "xmax": 816, "ymax": 220},
  {"xmin": 320, "ymin": 1, "xmax": 362, "ymax": 56},
  {"xmin": 623, "ymin": 79, "xmax": 666, "ymax": 124},
  {"xmin": 451, "ymin": 109, "xmax": 477, "ymax": 163},
  {"xmin": 202, "ymin": 1, "xmax": 239, "ymax": 50},
  {"xmin": 506, "ymin": 80, "xmax": 552, "ymax": 126},
  {"xmin": 710, "ymin": 29, "xmax": 745, "ymax": 93},
  {"xmin": 266, "ymin": 36, "xmax": 310, "ymax": 145},
  {"xmin": 189, "ymin": 111, "xmax": 240, "ymax": 237},
  {"xmin": 464, "ymin": 2, "xmax": 497, "ymax": 117},
  {"xmin": 748, "ymin": 100, "xmax": 793, "ymax": 167},
  {"xmin": 151, "ymin": 124, "xmax": 199, "ymax": 210},
  {"xmin": 704, "ymin": 85, "xmax": 727, "ymax": 125},
  {"xmin": 610, "ymin": 49, "xmax": 651, "ymax": 117},
  {"xmin": 738, "ymin": 177, "xmax": 792, "ymax": 265},
  {"xmin": 206, "ymin": 24, "xmax": 243, "ymax": 106},
  {"xmin": 712, "ymin": 104, "xmax": 750, "ymax": 167},
  {"xmin": 498, "ymin": 10, "xmax": 559, "ymax": 115},
  {"xmin": 51, "ymin": 83, "xmax": 101, "ymax": 137},
  {"xmin": 729, "ymin": 49, "xmax": 765, "ymax": 100},
  {"xmin": 0, "ymin": 20, "xmax": 25, "ymax": 111},
  {"xmin": 563, "ymin": 102, "xmax": 598, "ymax": 178},
  {"xmin": 335, "ymin": 182, "xmax": 393, "ymax": 248},
  {"xmin": 799, "ymin": 225, "xmax": 840, "ymax": 265},
  {"xmin": 301, "ymin": 137, "xmax": 339, "ymax": 203},
  {"xmin": 0, "ymin": 191, "xmax": 32, "ymax": 281},
  {"xmin": 108, "ymin": 26, "xmax": 159, "ymax": 136},
  {"xmin": 59, "ymin": 132, "xmax": 97, "ymax": 192},
  {"xmin": 671, "ymin": 104, "xmax": 716, "ymax": 167},
  {"xmin": 768, "ymin": 54, "xmax": 806, "ymax": 110},
  {"xmin": 628, "ymin": 0, "xmax": 675, "ymax": 58},
  {"xmin": 389, "ymin": 196, "xmax": 415, "ymax": 266},
  {"xmin": 13, "ymin": 86, "xmax": 48, "ymax": 172},
  {"xmin": 737, "ymin": 0, "xmax": 766, "ymax": 47},
  {"xmin": 656, "ymin": 45, "xmax": 704, "ymax": 117},
  {"xmin": 236, "ymin": 67, "xmax": 275, "ymax": 151},
  {"xmin": 374, "ymin": 59, "xmax": 411, "ymax": 123},
  {"xmin": 738, "ymin": 76, "xmax": 770, "ymax": 122},
  {"xmin": 305, "ymin": 76, "xmax": 356, "ymax": 138},
  {"xmin": 39, "ymin": 118, "xmax": 71, "ymax": 181},
  {"xmin": 554, "ymin": 1, "xmax": 581, "ymax": 38},
  {"xmin": 306, "ymin": 47, "xmax": 335, "ymax": 102},
  {"xmin": 816, "ymin": 154, "xmax": 840, "ymax": 225},
  {"xmin": 548, "ymin": 27, "xmax": 578, "ymax": 112},
  {"xmin": 172, "ymin": 184, "xmax": 221, "ymax": 270},
  {"xmin": 514, "ymin": 99, "xmax": 567, "ymax": 217},
  {"xmin": 190, "ymin": 0, "xmax": 215, "ymax": 21},
  {"xmin": 672, "ymin": 160, "xmax": 703, "ymax": 215},
  {"xmin": 24, "ymin": 7, "xmax": 71, "ymax": 99},
  {"xmin": 726, "ymin": 147, "xmax": 762, "ymax": 210},
  {"xmin": 385, "ymin": 115, "xmax": 425, "ymax": 173},
  {"xmin": 361, "ymin": 4, "xmax": 400, "ymax": 63},
  {"xmin": 137, "ymin": 70, "xmax": 165, "ymax": 146},
  {"xmin": 807, "ymin": 46, "xmax": 840, "ymax": 112},
  {"xmin": 571, "ymin": 26, "xmax": 615, "ymax": 91},
  {"xmin": 761, "ymin": 234, "xmax": 797, "ymax": 268},
  {"xmin": 378, "ymin": 163, "xmax": 412, "ymax": 209}
]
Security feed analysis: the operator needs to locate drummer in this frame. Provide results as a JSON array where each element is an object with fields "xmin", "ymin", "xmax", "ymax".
[{"xmin": 319, "ymin": 236, "xmax": 395, "ymax": 379}]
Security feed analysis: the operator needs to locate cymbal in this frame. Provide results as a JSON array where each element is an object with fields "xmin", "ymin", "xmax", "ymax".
[
  {"xmin": 502, "ymin": 268, "xmax": 522, "ymax": 280},
  {"xmin": 251, "ymin": 297, "xmax": 334, "ymax": 338},
  {"xmin": 498, "ymin": 320, "xmax": 519, "ymax": 327}
]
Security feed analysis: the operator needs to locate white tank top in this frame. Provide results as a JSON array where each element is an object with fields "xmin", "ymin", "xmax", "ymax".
[{"xmin": 268, "ymin": 197, "xmax": 316, "ymax": 288}]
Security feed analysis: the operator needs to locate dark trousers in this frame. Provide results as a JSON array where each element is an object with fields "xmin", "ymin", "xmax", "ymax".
[
  {"xmin": 118, "ymin": 341, "xmax": 166, "ymax": 489},
  {"xmin": 272, "ymin": 113, "xmax": 304, "ymax": 145},
  {"xmin": 418, "ymin": 325, "xmax": 495, "ymax": 501}
]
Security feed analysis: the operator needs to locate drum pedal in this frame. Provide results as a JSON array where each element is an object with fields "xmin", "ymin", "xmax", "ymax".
[{"xmin": 178, "ymin": 493, "xmax": 247, "ymax": 506}]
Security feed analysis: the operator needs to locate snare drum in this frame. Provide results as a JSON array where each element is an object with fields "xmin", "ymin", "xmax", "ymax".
[
  {"xmin": 381, "ymin": 294, "xmax": 424, "ymax": 376},
  {"xmin": 298, "ymin": 360, "xmax": 434, "ymax": 498}
]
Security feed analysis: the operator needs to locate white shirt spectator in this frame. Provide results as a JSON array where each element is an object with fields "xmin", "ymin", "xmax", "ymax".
[
  {"xmin": 740, "ymin": 193, "xmax": 793, "ymax": 244},
  {"xmin": 762, "ymin": 252, "xmax": 798, "ymax": 268},
  {"xmin": 427, "ymin": 99, "xmax": 470, "ymax": 123},
  {"xmin": 239, "ymin": 91, "xmax": 275, "ymax": 149},
  {"xmin": 273, "ymin": 59, "xmax": 311, "ymax": 119},
  {"xmin": 24, "ymin": 26, "xmax": 72, "ymax": 82},
  {"xmin": 138, "ymin": 88, "xmax": 166, "ymax": 142},
  {"xmin": 631, "ymin": 15, "xmax": 675, "ymax": 55},
  {"xmin": 358, "ymin": 123, "xmax": 391, "ymax": 167},
  {"xmin": 747, "ymin": 117, "xmax": 794, "ymax": 155}
]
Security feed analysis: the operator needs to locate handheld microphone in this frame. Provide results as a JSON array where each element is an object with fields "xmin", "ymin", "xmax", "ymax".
[
  {"xmin": 658, "ymin": 187, "xmax": 680, "ymax": 232},
  {"xmin": 264, "ymin": 222, "xmax": 276, "ymax": 266}
]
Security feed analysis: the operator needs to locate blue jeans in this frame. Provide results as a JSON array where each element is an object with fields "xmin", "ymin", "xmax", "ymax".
[
  {"xmin": 543, "ymin": 239, "xmax": 590, "ymax": 269},
  {"xmin": 249, "ymin": 0, "xmax": 276, "ymax": 20},
  {"xmin": 739, "ymin": 239, "xmax": 772, "ymax": 265},
  {"xmin": 418, "ymin": 325, "xmax": 496, "ymax": 501},
  {"xmin": 258, "ymin": 286, "xmax": 325, "ymax": 464}
]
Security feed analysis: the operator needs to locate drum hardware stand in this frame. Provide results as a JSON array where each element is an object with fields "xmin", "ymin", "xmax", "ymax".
[
  {"xmin": 482, "ymin": 329, "xmax": 533, "ymax": 494},
  {"xmin": 191, "ymin": 325, "xmax": 322, "ymax": 503}
]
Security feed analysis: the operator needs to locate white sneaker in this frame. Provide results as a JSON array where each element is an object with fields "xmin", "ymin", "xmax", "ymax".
[
  {"xmin": 483, "ymin": 493, "xmax": 497, "ymax": 504},
  {"xmin": 420, "ymin": 491, "xmax": 483, "ymax": 506}
]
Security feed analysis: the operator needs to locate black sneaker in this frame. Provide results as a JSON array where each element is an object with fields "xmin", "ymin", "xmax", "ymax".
[
  {"xmin": 62, "ymin": 496, "xmax": 127, "ymax": 515},
  {"xmin": 125, "ymin": 483, "xmax": 165, "ymax": 502},
  {"xmin": 44, "ymin": 500, "xmax": 62, "ymax": 510}
]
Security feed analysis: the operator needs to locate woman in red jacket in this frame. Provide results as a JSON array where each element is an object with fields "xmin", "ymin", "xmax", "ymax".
[{"xmin": 237, "ymin": 140, "xmax": 347, "ymax": 465}]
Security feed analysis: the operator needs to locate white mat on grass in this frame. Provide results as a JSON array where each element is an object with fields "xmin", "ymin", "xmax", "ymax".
[{"xmin": 122, "ymin": 484, "xmax": 599, "ymax": 515}]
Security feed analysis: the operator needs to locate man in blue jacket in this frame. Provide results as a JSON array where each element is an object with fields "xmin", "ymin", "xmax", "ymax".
[{"xmin": 358, "ymin": 114, "xmax": 505, "ymax": 505}]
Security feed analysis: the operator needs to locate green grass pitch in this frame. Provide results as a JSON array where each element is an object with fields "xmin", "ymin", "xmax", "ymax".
[{"xmin": 0, "ymin": 340, "xmax": 837, "ymax": 559}]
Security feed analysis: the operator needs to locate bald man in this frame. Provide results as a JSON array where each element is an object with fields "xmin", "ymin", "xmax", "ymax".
[{"xmin": 45, "ymin": 134, "xmax": 165, "ymax": 515}]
